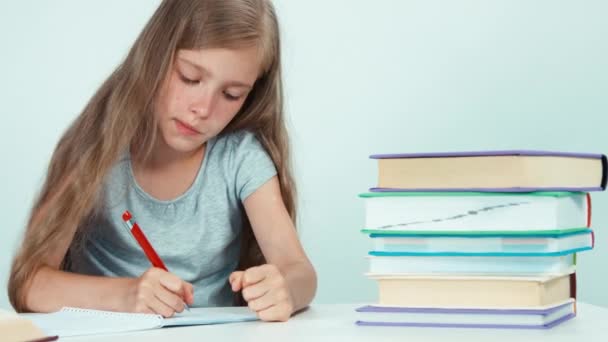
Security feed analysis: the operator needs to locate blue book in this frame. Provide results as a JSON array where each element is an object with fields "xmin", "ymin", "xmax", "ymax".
[{"xmin": 355, "ymin": 299, "xmax": 575, "ymax": 329}]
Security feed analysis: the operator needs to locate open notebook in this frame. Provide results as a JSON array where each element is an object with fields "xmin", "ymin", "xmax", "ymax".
[{"xmin": 21, "ymin": 306, "xmax": 258, "ymax": 337}]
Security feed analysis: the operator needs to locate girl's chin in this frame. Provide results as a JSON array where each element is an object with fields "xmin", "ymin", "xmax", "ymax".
[{"xmin": 163, "ymin": 136, "xmax": 205, "ymax": 154}]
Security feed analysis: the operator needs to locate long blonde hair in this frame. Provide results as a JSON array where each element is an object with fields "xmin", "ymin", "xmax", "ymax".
[{"xmin": 9, "ymin": 0, "xmax": 295, "ymax": 311}]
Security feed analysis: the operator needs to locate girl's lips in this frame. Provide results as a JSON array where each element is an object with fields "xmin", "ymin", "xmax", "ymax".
[{"xmin": 174, "ymin": 119, "xmax": 200, "ymax": 136}]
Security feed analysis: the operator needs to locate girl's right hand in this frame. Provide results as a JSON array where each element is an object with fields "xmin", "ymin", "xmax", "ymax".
[{"xmin": 125, "ymin": 267, "xmax": 194, "ymax": 317}]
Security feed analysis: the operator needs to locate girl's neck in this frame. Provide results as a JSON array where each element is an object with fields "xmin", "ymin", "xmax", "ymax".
[
  {"xmin": 130, "ymin": 138, "xmax": 207, "ymax": 201},
  {"xmin": 133, "ymin": 138, "xmax": 206, "ymax": 172}
]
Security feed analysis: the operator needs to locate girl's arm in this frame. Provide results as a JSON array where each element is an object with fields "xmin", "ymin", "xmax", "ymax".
[
  {"xmin": 24, "ymin": 231, "xmax": 193, "ymax": 316},
  {"xmin": 27, "ymin": 266, "xmax": 135, "ymax": 313},
  {"xmin": 27, "ymin": 266, "xmax": 194, "ymax": 316},
  {"xmin": 230, "ymin": 176, "xmax": 317, "ymax": 321}
]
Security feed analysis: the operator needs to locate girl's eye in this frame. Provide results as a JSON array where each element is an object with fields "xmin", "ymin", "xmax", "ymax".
[
  {"xmin": 223, "ymin": 91, "xmax": 241, "ymax": 101},
  {"xmin": 178, "ymin": 73, "xmax": 200, "ymax": 85}
]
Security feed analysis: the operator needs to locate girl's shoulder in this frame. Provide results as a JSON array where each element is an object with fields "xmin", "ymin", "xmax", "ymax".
[
  {"xmin": 211, "ymin": 131, "xmax": 276, "ymax": 199},
  {"xmin": 212, "ymin": 130, "xmax": 266, "ymax": 157},
  {"xmin": 209, "ymin": 130, "xmax": 275, "ymax": 178}
]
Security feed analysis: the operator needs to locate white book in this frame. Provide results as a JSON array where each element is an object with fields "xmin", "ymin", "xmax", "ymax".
[
  {"xmin": 361, "ymin": 192, "xmax": 589, "ymax": 232},
  {"xmin": 367, "ymin": 254, "xmax": 575, "ymax": 275},
  {"xmin": 371, "ymin": 229, "xmax": 593, "ymax": 254}
]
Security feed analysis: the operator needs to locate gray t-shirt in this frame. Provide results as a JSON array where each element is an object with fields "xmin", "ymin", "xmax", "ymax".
[{"xmin": 69, "ymin": 130, "xmax": 277, "ymax": 307}]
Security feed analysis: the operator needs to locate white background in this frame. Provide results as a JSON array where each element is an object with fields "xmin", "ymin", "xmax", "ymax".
[{"xmin": 1, "ymin": 0, "xmax": 606, "ymax": 310}]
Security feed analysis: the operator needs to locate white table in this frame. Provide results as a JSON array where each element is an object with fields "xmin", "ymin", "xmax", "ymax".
[{"xmin": 66, "ymin": 303, "xmax": 607, "ymax": 342}]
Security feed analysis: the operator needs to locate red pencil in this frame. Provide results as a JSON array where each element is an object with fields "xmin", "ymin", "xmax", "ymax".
[
  {"xmin": 122, "ymin": 210, "xmax": 168, "ymax": 271},
  {"xmin": 121, "ymin": 210, "xmax": 190, "ymax": 311}
]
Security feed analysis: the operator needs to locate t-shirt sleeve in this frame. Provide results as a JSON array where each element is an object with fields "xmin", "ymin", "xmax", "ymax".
[{"xmin": 232, "ymin": 132, "xmax": 278, "ymax": 201}]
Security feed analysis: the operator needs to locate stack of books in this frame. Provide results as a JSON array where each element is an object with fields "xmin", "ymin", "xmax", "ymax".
[{"xmin": 356, "ymin": 150, "xmax": 606, "ymax": 329}]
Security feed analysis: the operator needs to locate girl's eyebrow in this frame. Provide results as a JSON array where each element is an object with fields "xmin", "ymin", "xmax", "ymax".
[{"xmin": 177, "ymin": 57, "xmax": 253, "ymax": 89}]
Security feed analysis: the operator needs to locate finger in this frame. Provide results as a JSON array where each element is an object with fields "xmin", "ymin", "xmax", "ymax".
[
  {"xmin": 147, "ymin": 294, "xmax": 177, "ymax": 318},
  {"xmin": 248, "ymin": 285, "xmax": 291, "ymax": 312},
  {"xmin": 257, "ymin": 303, "xmax": 292, "ymax": 322},
  {"xmin": 155, "ymin": 284, "xmax": 187, "ymax": 313},
  {"xmin": 132, "ymin": 301, "xmax": 155, "ymax": 314},
  {"xmin": 243, "ymin": 266, "xmax": 274, "ymax": 287},
  {"xmin": 158, "ymin": 272, "xmax": 185, "ymax": 293},
  {"xmin": 247, "ymin": 292, "xmax": 275, "ymax": 312},
  {"xmin": 174, "ymin": 280, "xmax": 194, "ymax": 305},
  {"xmin": 229, "ymin": 271, "xmax": 244, "ymax": 291},
  {"xmin": 242, "ymin": 279, "xmax": 271, "ymax": 302},
  {"xmin": 184, "ymin": 282, "xmax": 195, "ymax": 305},
  {"xmin": 159, "ymin": 273, "xmax": 192, "ymax": 303},
  {"xmin": 144, "ymin": 267, "xmax": 165, "ymax": 277}
]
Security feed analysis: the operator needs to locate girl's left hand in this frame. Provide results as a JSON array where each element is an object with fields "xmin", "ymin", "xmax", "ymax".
[{"xmin": 229, "ymin": 264, "xmax": 294, "ymax": 322}]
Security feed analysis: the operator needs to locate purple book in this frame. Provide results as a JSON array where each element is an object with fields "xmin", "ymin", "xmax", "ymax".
[
  {"xmin": 370, "ymin": 150, "xmax": 607, "ymax": 193},
  {"xmin": 355, "ymin": 300, "xmax": 576, "ymax": 329}
]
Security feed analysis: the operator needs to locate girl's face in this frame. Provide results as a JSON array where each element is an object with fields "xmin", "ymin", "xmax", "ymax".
[{"xmin": 154, "ymin": 47, "xmax": 260, "ymax": 153}]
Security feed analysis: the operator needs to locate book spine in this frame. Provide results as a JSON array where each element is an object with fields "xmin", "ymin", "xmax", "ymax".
[
  {"xmin": 601, "ymin": 154, "xmax": 607, "ymax": 190},
  {"xmin": 570, "ymin": 273, "xmax": 577, "ymax": 300},
  {"xmin": 586, "ymin": 193, "xmax": 592, "ymax": 228}
]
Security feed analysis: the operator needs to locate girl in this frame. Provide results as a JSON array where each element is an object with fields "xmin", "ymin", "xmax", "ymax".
[{"xmin": 8, "ymin": 0, "xmax": 316, "ymax": 322}]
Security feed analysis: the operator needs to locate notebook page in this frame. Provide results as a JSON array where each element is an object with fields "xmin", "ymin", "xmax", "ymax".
[
  {"xmin": 22, "ymin": 307, "xmax": 162, "ymax": 337},
  {"xmin": 164, "ymin": 306, "xmax": 258, "ymax": 326}
]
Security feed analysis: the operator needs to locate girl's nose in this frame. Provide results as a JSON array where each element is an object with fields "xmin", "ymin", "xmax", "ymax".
[{"xmin": 188, "ymin": 90, "xmax": 217, "ymax": 118}]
